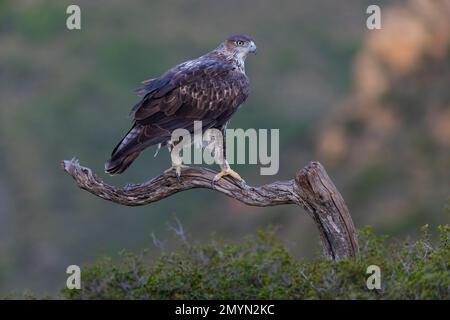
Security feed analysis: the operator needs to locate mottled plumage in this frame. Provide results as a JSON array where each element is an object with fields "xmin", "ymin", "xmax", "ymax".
[{"xmin": 105, "ymin": 35, "xmax": 256, "ymax": 175}]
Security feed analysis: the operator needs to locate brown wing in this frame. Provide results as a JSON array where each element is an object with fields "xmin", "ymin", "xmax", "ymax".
[
  {"xmin": 105, "ymin": 58, "xmax": 249, "ymax": 175},
  {"xmin": 135, "ymin": 59, "xmax": 248, "ymax": 121}
]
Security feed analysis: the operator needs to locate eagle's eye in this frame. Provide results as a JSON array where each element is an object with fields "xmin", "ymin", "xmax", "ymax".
[{"xmin": 235, "ymin": 40, "xmax": 245, "ymax": 46}]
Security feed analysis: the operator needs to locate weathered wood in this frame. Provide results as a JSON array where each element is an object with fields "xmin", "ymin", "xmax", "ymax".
[
  {"xmin": 294, "ymin": 162, "xmax": 359, "ymax": 260},
  {"xmin": 61, "ymin": 158, "xmax": 359, "ymax": 260}
]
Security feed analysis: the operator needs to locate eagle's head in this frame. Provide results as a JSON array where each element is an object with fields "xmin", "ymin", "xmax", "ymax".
[{"xmin": 218, "ymin": 34, "xmax": 257, "ymax": 62}]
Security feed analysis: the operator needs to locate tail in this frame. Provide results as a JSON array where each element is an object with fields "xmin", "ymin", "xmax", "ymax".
[
  {"xmin": 105, "ymin": 125, "xmax": 143, "ymax": 175},
  {"xmin": 105, "ymin": 151, "xmax": 142, "ymax": 175}
]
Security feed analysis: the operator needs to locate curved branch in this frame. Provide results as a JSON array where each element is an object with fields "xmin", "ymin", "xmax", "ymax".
[{"xmin": 61, "ymin": 158, "xmax": 359, "ymax": 260}]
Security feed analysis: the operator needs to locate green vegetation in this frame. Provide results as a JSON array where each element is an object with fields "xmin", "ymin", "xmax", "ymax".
[{"xmin": 61, "ymin": 225, "xmax": 449, "ymax": 300}]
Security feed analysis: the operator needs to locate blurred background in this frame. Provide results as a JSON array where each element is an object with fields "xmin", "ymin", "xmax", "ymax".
[{"xmin": 0, "ymin": 0, "xmax": 449, "ymax": 295}]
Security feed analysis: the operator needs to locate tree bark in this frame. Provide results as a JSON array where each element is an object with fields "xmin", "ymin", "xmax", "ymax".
[{"xmin": 61, "ymin": 159, "xmax": 358, "ymax": 260}]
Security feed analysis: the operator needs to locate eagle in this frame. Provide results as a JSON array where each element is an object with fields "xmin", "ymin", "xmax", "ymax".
[{"xmin": 105, "ymin": 35, "xmax": 257, "ymax": 184}]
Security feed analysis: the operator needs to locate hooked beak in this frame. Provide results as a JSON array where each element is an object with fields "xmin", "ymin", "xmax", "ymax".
[{"xmin": 249, "ymin": 41, "xmax": 258, "ymax": 54}]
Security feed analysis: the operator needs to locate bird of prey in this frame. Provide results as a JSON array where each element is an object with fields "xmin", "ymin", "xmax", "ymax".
[{"xmin": 105, "ymin": 34, "xmax": 257, "ymax": 184}]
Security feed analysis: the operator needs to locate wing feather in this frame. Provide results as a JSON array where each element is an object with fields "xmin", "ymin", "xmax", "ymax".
[{"xmin": 133, "ymin": 58, "xmax": 249, "ymax": 133}]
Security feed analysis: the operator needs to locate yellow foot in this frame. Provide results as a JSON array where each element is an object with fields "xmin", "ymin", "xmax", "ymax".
[
  {"xmin": 212, "ymin": 168, "xmax": 245, "ymax": 187},
  {"xmin": 164, "ymin": 165, "xmax": 188, "ymax": 181}
]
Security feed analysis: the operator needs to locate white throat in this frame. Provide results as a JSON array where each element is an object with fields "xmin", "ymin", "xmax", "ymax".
[{"xmin": 227, "ymin": 52, "xmax": 246, "ymax": 73}]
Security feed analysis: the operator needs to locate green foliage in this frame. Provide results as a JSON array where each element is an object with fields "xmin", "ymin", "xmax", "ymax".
[{"xmin": 61, "ymin": 226, "xmax": 449, "ymax": 300}]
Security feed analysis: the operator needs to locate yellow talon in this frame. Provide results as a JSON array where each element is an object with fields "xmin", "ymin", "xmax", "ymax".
[{"xmin": 213, "ymin": 168, "xmax": 245, "ymax": 184}]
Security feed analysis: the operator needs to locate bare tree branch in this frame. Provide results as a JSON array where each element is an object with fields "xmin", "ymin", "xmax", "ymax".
[{"xmin": 61, "ymin": 158, "xmax": 359, "ymax": 260}]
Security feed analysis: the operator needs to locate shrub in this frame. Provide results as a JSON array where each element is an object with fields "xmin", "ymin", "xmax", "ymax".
[{"xmin": 61, "ymin": 225, "xmax": 449, "ymax": 300}]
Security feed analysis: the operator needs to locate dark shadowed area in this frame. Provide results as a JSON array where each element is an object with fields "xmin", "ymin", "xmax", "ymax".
[{"xmin": 0, "ymin": 0, "xmax": 449, "ymax": 294}]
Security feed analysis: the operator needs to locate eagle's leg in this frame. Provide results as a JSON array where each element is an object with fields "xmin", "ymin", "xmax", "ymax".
[
  {"xmin": 164, "ymin": 140, "xmax": 188, "ymax": 181},
  {"xmin": 212, "ymin": 126, "xmax": 245, "ymax": 186}
]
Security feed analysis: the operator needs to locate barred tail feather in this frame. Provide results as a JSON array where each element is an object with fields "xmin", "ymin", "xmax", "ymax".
[
  {"xmin": 105, "ymin": 150, "xmax": 141, "ymax": 175},
  {"xmin": 105, "ymin": 124, "xmax": 142, "ymax": 175},
  {"xmin": 105, "ymin": 123, "xmax": 171, "ymax": 175}
]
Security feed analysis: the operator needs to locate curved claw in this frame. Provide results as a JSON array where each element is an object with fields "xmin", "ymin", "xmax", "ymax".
[
  {"xmin": 175, "ymin": 167, "xmax": 181, "ymax": 182},
  {"xmin": 211, "ymin": 169, "xmax": 245, "ymax": 188},
  {"xmin": 164, "ymin": 165, "xmax": 187, "ymax": 182}
]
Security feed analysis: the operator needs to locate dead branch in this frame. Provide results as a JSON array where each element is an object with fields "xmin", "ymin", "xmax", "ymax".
[{"xmin": 61, "ymin": 159, "xmax": 359, "ymax": 260}]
